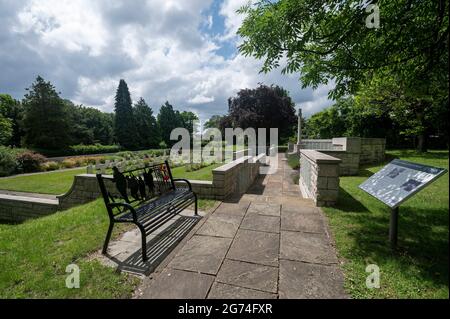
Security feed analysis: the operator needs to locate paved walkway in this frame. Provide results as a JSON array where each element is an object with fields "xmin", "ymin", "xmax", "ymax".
[{"xmin": 136, "ymin": 154, "xmax": 347, "ymax": 299}]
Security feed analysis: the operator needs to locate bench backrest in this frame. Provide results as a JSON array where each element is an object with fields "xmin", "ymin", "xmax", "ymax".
[{"xmin": 96, "ymin": 160, "xmax": 176, "ymax": 212}]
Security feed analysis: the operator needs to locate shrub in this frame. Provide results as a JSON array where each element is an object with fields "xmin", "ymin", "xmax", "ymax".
[
  {"xmin": 16, "ymin": 151, "xmax": 47, "ymax": 173},
  {"xmin": 0, "ymin": 146, "xmax": 17, "ymax": 177},
  {"xmin": 41, "ymin": 161, "xmax": 60, "ymax": 171},
  {"xmin": 61, "ymin": 159, "xmax": 77, "ymax": 168},
  {"xmin": 68, "ymin": 144, "xmax": 122, "ymax": 156}
]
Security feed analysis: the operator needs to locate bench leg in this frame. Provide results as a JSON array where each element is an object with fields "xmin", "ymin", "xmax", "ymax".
[
  {"xmin": 102, "ymin": 222, "xmax": 114, "ymax": 255},
  {"xmin": 194, "ymin": 194, "xmax": 198, "ymax": 216},
  {"xmin": 138, "ymin": 226, "xmax": 148, "ymax": 262}
]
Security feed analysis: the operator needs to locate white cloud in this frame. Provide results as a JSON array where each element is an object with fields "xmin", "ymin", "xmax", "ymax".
[
  {"xmin": 219, "ymin": 0, "xmax": 249, "ymax": 40},
  {"xmin": 1, "ymin": 0, "xmax": 334, "ymax": 124},
  {"xmin": 188, "ymin": 95, "xmax": 215, "ymax": 104},
  {"xmin": 13, "ymin": 0, "xmax": 109, "ymax": 56}
]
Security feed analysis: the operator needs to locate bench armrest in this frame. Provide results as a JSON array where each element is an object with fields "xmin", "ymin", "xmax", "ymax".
[
  {"xmin": 108, "ymin": 202, "xmax": 137, "ymax": 222},
  {"xmin": 173, "ymin": 178, "xmax": 192, "ymax": 191}
]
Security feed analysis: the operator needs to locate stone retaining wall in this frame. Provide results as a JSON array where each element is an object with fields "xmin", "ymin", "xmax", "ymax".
[
  {"xmin": 360, "ymin": 138, "xmax": 386, "ymax": 164},
  {"xmin": 299, "ymin": 150, "xmax": 341, "ymax": 207},
  {"xmin": 0, "ymin": 153, "xmax": 268, "ymax": 222},
  {"xmin": 59, "ymin": 153, "xmax": 267, "ymax": 209},
  {"xmin": 0, "ymin": 194, "xmax": 59, "ymax": 222},
  {"xmin": 312, "ymin": 137, "xmax": 385, "ymax": 176}
]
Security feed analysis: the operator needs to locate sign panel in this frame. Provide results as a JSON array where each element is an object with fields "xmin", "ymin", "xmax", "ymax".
[{"xmin": 359, "ymin": 159, "xmax": 447, "ymax": 208}]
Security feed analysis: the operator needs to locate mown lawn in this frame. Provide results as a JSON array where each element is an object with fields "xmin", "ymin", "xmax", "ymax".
[
  {"xmin": 0, "ymin": 197, "xmax": 217, "ymax": 298},
  {"xmin": 171, "ymin": 163, "xmax": 223, "ymax": 181},
  {"xmin": 0, "ymin": 167, "xmax": 86, "ymax": 195},
  {"xmin": 0, "ymin": 163, "xmax": 225, "ymax": 195},
  {"xmin": 0, "ymin": 199, "xmax": 137, "ymax": 298},
  {"xmin": 322, "ymin": 150, "xmax": 449, "ymax": 299}
]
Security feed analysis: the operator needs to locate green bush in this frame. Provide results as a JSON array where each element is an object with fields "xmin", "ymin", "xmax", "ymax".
[
  {"xmin": 15, "ymin": 151, "xmax": 47, "ymax": 173},
  {"xmin": 0, "ymin": 146, "xmax": 17, "ymax": 177},
  {"xmin": 68, "ymin": 144, "xmax": 122, "ymax": 155},
  {"xmin": 286, "ymin": 152, "xmax": 300, "ymax": 170},
  {"xmin": 41, "ymin": 161, "xmax": 60, "ymax": 171},
  {"xmin": 61, "ymin": 159, "xmax": 77, "ymax": 168},
  {"xmin": 34, "ymin": 144, "xmax": 122, "ymax": 157}
]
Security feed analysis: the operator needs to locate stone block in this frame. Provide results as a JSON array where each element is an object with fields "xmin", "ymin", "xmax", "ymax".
[
  {"xmin": 317, "ymin": 164, "xmax": 339, "ymax": 177},
  {"xmin": 327, "ymin": 177, "xmax": 339, "ymax": 190}
]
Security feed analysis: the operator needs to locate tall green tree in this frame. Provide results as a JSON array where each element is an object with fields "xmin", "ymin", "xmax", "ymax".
[
  {"xmin": 0, "ymin": 115, "xmax": 12, "ymax": 146},
  {"xmin": 133, "ymin": 98, "xmax": 161, "ymax": 148},
  {"xmin": 205, "ymin": 115, "xmax": 226, "ymax": 130},
  {"xmin": 0, "ymin": 94, "xmax": 24, "ymax": 146},
  {"xmin": 227, "ymin": 84, "xmax": 297, "ymax": 143},
  {"xmin": 67, "ymin": 101, "xmax": 115, "ymax": 145},
  {"xmin": 114, "ymin": 79, "xmax": 137, "ymax": 149},
  {"xmin": 180, "ymin": 111, "xmax": 199, "ymax": 135},
  {"xmin": 22, "ymin": 76, "xmax": 72, "ymax": 150},
  {"xmin": 238, "ymin": 0, "xmax": 449, "ymax": 151},
  {"xmin": 157, "ymin": 101, "xmax": 183, "ymax": 147}
]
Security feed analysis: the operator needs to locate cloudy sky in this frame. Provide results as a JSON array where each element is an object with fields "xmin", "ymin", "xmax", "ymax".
[{"xmin": 0, "ymin": 0, "xmax": 334, "ymax": 122}]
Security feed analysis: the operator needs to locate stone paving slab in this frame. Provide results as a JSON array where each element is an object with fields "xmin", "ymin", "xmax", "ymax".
[
  {"xmin": 137, "ymin": 153, "xmax": 346, "ymax": 300},
  {"xmin": 240, "ymin": 213, "xmax": 280, "ymax": 234},
  {"xmin": 215, "ymin": 259, "xmax": 278, "ymax": 293},
  {"xmin": 142, "ymin": 268, "xmax": 215, "ymax": 299},
  {"xmin": 213, "ymin": 202, "xmax": 249, "ymax": 217},
  {"xmin": 281, "ymin": 210, "xmax": 325, "ymax": 234},
  {"xmin": 227, "ymin": 229, "xmax": 279, "ymax": 267},
  {"xmin": 247, "ymin": 202, "xmax": 281, "ymax": 216},
  {"xmin": 280, "ymin": 231, "xmax": 338, "ymax": 265},
  {"xmin": 169, "ymin": 235, "xmax": 232, "ymax": 275},
  {"xmin": 208, "ymin": 282, "xmax": 277, "ymax": 299},
  {"xmin": 196, "ymin": 213, "xmax": 243, "ymax": 238},
  {"xmin": 279, "ymin": 260, "xmax": 347, "ymax": 299}
]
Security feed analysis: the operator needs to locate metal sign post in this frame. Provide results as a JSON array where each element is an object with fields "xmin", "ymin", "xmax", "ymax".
[
  {"xmin": 389, "ymin": 207, "xmax": 399, "ymax": 248},
  {"xmin": 359, "ymin": 159, "xmax": 447, "ymax": 248}
]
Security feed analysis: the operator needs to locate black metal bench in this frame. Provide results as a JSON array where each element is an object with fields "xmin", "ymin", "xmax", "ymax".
[{"xmin": 96, "ymin": 160, "xmax": 198, "ymax": 261}]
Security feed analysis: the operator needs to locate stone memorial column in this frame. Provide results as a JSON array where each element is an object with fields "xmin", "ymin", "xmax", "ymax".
[{"xmin": 296, "ymin": 107, "xmax": 302, "ymax": 153}]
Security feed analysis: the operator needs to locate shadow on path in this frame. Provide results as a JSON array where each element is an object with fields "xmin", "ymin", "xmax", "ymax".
[{"xmin": 105, "ymin": 216, "xmax": 200, "ymax": 276}]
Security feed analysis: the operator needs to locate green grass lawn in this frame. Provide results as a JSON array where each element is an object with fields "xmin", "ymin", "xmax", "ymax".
[
  {"xmin": 0, "ymin": 197, "xmax": 217, "ymax": 298},
  {"xmin": 0, "ymin": 199, "xmax": 138, "ymax": 298},
  {"xmin": 286, "ymin": 152, "xmax": 300, "ymax": 170},
  {"xmin": 0, "ymin": 167, "xmax": 86, "ymax": 195},
  {"xmin": 0, "ymin": 162, "xmax": 225, "ymax": 195},
  {"xmin": 171, "ymin": 163, "xmax": 223, "ymax": 181},
  {"xmin": 322, "ymin": 150, "xmax": 449, "ymax": 299}
]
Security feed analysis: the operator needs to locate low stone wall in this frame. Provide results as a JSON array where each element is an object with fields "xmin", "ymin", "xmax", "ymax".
[
  {"xmin": 299, "ymin": 150, "xmax": 341, "ymax": 207},
  {"xmin": 310, "ymin": 137, "xmax": 385, "ymax": 176},
  {"xmin": 0, "ymin": 154, "xmax": 268, "ymax": 222},
  {"xmin": 58, "ymin": 153, "xmax": 267, "ymax": 209},
  {"xmin": 360, "ymin": 138, "xmax": 386, "ymax": 165},
  {"xmin": 0, "ymin": 194, "xmax": 59, "ymax": 222}
]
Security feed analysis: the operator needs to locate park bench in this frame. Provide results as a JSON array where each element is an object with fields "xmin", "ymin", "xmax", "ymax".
[{"xmin": 96, "ymin": 160, "xmax": 198, "ymax": 261}]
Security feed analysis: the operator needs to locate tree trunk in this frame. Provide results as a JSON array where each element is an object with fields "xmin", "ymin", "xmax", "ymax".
[{"xmin": 416, "ymin": 132, "xmax": 428, "ymax": 153}]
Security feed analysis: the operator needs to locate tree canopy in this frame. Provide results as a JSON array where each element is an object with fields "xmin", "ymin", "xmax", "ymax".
[
  {"xmin": 22, "ymin": 76, "xmax": 72, "ymax": 150},
  {"xmin": 114, "ymin": 79, "xmax": 138, "ymax": 149},
  {"xmin": 134, "ymin": 98, "xmax": 161, "ymax": 148},
  {"xmin": 238, "ymin": 0, "xmax": 449, "ymax": 151},
  {"xmin": 227, "ymin": 84, "xmax": 297, "ymax": 143}
]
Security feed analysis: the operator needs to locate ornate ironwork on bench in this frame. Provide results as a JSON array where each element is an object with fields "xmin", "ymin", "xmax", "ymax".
[{"xmin": 96, "ymin": 160, "xmax": 198, "ymax": 261}]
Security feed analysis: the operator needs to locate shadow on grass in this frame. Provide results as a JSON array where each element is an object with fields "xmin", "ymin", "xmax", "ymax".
[
  {"xmin": 331, "ymin": 185, "xmax": 449, "ymax": 290},
  {"xmin": 333, "ymin": 187, "xmax": 368, "ymax": 213}
]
